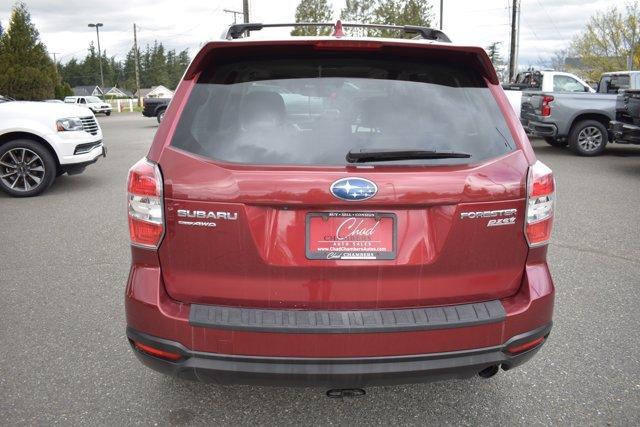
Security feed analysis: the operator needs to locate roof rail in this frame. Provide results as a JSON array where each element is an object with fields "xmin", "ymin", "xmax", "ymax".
[{"xmin": 224, "ymin": 21, "xmax": 451, "ymax": 43}]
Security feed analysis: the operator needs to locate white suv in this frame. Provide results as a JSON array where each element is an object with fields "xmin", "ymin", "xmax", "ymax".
[
  {"xmin": 64, "ymin": 96, "xmax": 112, "ymax": 116},
  {"xmin": 0, "ymin": 101, "xmax": 105, "ymax": 197}
]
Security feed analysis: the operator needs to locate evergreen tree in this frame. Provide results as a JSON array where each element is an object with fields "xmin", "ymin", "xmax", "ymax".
[
  {"xmin": 0, "ymin": 2, "xmax": 57, "ymax": 100},
  {"xmin": 174, "ymin": 49, "xmax": 190, "ymax": 88},
  {"xmin": 58, "ymin": 40, "xmax": 190, "ymax": 93},
  {"xmin": 121, "ymin": 47, "xmax": 138, "ymax": 92},
  {"xmin": 149, "ymin": 41, "xmax": 169, "ymax": 87},
  {"xmin": 291, "ymin": 0, "xmax": 333, "ymax": 36},
  {"xmin": 166, "ymin": 49, "xmax": 176, "ymax": 86},
  {"xmin": 167, "ymin": 49, "xmax": 190, "ymax": 89},
  {"xmin": 394, "ymin": 0, "xmax": 433, "ymax": 27},
  {"xmin": 486, "ymin": 42, "xmax": 503, "ymax": 66},
  {"xmin": 59, "ymin": 58, "xmax": 83, "ymax": 86},
  {"xmin": 140, "ymin": 44, "xmax": 152, "ymax": 87},
  {"xmin": 340, "ymin": 0, "xmax": 374, "ymax": 35},
  {"xmin": 54, "ymin": 82, "xmax": 73, "ymax": 99},
  {"xmin": 373, "ymin": 0, "xmax": 434, "ymax": 37},
  {"xmin": 83, "ymin": 42, "xmax": 100, "ymax": 86}
]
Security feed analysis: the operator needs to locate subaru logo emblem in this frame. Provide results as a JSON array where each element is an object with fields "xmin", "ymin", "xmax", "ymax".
[{"xmin": 330, "ymin": 177, "xmax": 377, "ymax": 201}]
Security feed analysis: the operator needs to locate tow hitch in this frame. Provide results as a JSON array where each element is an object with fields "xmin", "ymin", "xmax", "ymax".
[{"xmin": 326, "ymin": 388, "xmax": 366, "ymax": 398}]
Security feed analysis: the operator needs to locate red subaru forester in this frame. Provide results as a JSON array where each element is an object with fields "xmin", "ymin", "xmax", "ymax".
[{"xmin": 125, "ymin": 22, "xmax": 555, "ymax": 387}]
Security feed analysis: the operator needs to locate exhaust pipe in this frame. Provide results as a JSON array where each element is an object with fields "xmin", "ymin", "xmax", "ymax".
[{"xmin": 478, "ymin": 365, "xmax": 500, "ymax": 378}]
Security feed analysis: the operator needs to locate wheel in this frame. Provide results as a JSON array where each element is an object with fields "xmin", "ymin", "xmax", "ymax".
[
  {"xmin": 105, "ymin": 111, "xmax": 111, "ymax": 116},
  {"xmin": 543, "ymin": 137, "xmax": 566, "ymax": 147},
  {"xmin": 568, "ymin": 120, "xmax": 608, "ymax": 156},
  {"xmin": 0, "ymin": 139, "xmax": 56, "ymax": 197},
  {"xmin": 157, "ymin": 109, "xmax": 166, "ymax": 123}
]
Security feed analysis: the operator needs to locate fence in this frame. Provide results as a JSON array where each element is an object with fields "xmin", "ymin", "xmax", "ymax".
[{"xmin": 107, "ymin": 99, "xmax": 136, "ymax": 112}]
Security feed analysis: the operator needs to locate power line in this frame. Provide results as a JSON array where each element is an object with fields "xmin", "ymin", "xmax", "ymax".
[
  {"xmin": 535, "ymin": 0, "xmax": 564, "ymax": 40},
  {"xmin": 224, "ymin": 9, "xmax": 244, "ymax": 24}
]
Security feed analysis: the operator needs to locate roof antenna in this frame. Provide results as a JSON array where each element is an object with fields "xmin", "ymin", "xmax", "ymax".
[{"xmin": 332, "ymin": 20, "xmax": 345, "ymax": 37}]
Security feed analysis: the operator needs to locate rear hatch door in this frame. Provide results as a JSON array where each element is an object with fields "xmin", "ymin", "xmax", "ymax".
[{"xmin": 157, "ymin": 41, "xmax": 530, "ymax": 310}]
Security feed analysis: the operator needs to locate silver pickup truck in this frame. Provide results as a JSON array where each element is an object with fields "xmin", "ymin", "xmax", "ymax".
[
  {"xmin": 521, "ymin": 71, "xmax": 640, "ymax": 156},
  {"xmin": 521, "ymin": 92, "xmax": 617, "ymax": 156}
]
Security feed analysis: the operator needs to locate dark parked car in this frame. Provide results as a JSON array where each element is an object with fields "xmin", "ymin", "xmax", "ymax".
[
  {"xmin": 125, "ymin": 22, "xmax": 555, "ymax": 388},
  {"xmin": 142, "ymin": 98, "xmax": 170, "ymax": 123},
  {"xmin": 610, "ymin": 90, "xmax": 640, "ymax": 145}
]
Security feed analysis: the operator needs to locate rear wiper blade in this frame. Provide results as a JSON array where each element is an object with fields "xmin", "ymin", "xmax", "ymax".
[{"xmin": 346, "ymin": 148, "xmax": 471, "ymax": 163}]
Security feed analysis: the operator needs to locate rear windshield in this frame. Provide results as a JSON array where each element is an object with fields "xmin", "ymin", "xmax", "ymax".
[
  {"xmin": 599, "ymin": 75, "xmax": 631, "ymax": 93},
  {"xmin": 172, "ymin": 54, "xmax": 515, "ymax": 166}
]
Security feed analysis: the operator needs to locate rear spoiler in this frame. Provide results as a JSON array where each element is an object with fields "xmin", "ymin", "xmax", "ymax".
[
  {"xmin": 184, "ymin": 39, "xmax": 498, "ymax": 85},
  {"xmin": 224, "ymin": 21, "xmax": 451, "ymax": 43}
]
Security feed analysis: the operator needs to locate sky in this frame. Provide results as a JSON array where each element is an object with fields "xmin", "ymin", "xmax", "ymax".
[{"xmin": 0, "ymin": 0, "xmax": 631, "ymax": 68}]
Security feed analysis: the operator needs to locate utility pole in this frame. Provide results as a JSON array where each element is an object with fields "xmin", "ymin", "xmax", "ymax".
[
  {"xmin": 242, "ymin": 0, "xmax": 249, "ymax": 23},
  {"xmin": 515, "ymin": 0, "xmax": 521, "ymax": 74},
  {"xmin": 133, "ymin": 23, "xmax": 142, "ymax": 107},
  {"xmin": 88, "ymin": 23, "xmax": 104, "ymax": 87},
  {"xmin": 439, "ymin": 0, "xmax": 443, "ymax": 30},
  {"xmin": 508, "ymin": 0, "xmax": 518, "ymax": 82},
  {"xmin": 50, "ymin": 52, "xmax": 60, "ymax": 72}
]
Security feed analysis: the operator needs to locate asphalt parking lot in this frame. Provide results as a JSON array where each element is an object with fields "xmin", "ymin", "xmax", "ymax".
[{"xmin": 1, "ymin": 113, "xmax": 639, "ymax": 425}]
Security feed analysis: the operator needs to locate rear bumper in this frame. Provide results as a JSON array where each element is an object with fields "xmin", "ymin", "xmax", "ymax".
[
  {"xmin": 527, "ymin": 120, "xmax": 558, "ymax": 138},
  {"xmin": 125, "ymin": 254, "xmax": 555, "ymax": 386},
  {"xmin": 610, "ymin": 120, "xmax": 640, "ymax": 144},
  {"xmin": 127, "ymin": 323, "xmax": 551, "ymax": 387}
]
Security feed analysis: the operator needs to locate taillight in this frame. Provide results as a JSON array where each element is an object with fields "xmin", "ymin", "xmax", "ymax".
[
  {"xmin": 525, "ymin": 161, "xmax": 555, "ymax": 247},
  {"xmin": 541, "ymin": 95, "xmax": 553, "ymax": 116},
  {"xmin": 127, "ymin": 158, "xmax": 163, "ymax": 249}
]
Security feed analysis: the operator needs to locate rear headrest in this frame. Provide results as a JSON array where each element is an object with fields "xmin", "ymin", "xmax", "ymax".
[
  {"xmin": 360, "ymin": 97, "xmax": 397, "ymax": 129},
  {"xmin": 240, "ymin": 91, "xmax": 286, "ymax": 127}
]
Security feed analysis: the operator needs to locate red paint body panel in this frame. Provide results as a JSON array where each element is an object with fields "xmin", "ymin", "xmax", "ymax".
[{"xmin": 127, "ymin": 36, "xmax": 555, "ymax": 371}]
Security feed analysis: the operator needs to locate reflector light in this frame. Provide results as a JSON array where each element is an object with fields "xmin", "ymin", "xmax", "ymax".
[
  {"xmin": 525, "ymin": 161, "xmax": 555, "ymax": 247},
  {"xmin": 128, "ymin": 216, "xmax": 163, "ymax": 247},
  {"xmin": 127, "ymin": 158, "xmax": 164, "ymax": 248},
  {"xmin": 505, "ymin": 337, "xmax": 545, "ymax": 355},
  {"xmin": 133, "ymin": 341, "xmax": 182, "ymax": 361}
]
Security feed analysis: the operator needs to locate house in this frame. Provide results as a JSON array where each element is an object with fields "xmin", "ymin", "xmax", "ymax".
[
  {"xmin": 72, "ymin": 85, "xmax": 134, "ymax": 98},
  {"xmin": 135, "ymin": 85, "xmax": 174, "ymax": 99},
  {"xmin": 102, "ymin": 86, "xmax": 134, "ymax": 99},
  {"xmin": 72, "ymin": 85, "xmax": 104, "ymax": 97}
]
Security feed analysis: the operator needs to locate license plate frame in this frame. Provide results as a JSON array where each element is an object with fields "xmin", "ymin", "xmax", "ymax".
[{"xmin": 305, "ymin": 212, "xmax": 397, "ymax": 260}]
